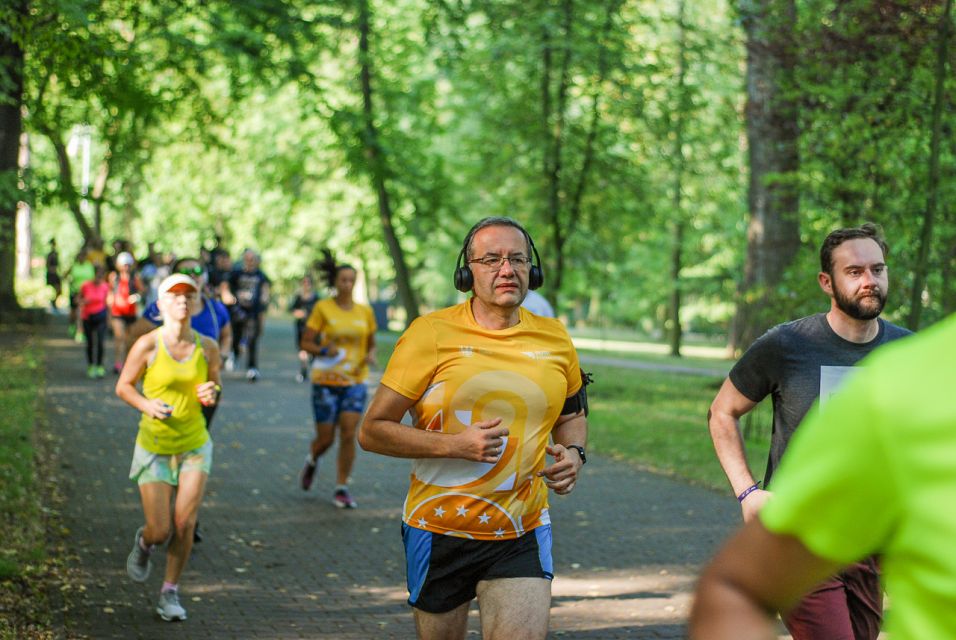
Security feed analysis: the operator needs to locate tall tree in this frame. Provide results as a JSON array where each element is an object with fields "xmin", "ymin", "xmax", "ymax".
[
  {"xmin": 666, "ymin": 0, "xmax": 690, "ymax": 356},
  {"xmin": 907, "ymin": 0, "xmax": 953, "ymax": 330},
  {"xmin": 0, "ymin": 0, "xmax": 26, "ymax": 315},
  {"xmin": 356, "ymin": 0, "xmax": 420, "ymax": 322},
  {"xmin": 731, "ymin": 0, "xmax": 800, "ymax": 351}
]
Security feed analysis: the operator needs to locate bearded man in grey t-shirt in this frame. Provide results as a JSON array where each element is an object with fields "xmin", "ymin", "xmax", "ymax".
[{"xmin": 707, "ymin": 223, "xmax": 910, "ymax": 640}]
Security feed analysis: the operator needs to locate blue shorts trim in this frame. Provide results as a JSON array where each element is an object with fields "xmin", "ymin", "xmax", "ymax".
[
  {"xmin": 311, "ymin": 383, "xmax": 367, "ymax": 424},
  {"xmin": 535, "ymin": 525, "xmax": 554, "ymax": 579},
  {"xmin": 402, "ymin": 524, "xmax": 433, "ymax": 605}
]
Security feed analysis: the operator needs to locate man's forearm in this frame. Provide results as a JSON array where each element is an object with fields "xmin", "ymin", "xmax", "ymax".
[
  {"xmin": 358, "ymin": 419, "xmax": 456, "ymax": 459},
  {"xmin": 551, "ymin": 413, "xmax": 587, "ymax": 448},
  {"xmin": 708, "ymin": 412, "xmax": 758, "ymax": 495}
]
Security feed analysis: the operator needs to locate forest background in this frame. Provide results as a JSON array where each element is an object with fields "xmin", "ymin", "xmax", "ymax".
[{"xmin": 2, "ymin": 0, "xmax": 955, "ymax": 351}]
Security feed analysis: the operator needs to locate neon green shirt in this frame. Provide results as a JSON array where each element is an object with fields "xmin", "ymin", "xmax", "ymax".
[
  {"xmin": 761, "ymin": 314, "xmax": 956, "ymax": 639},
  {"xmin": 70, "ymin": 260, "xmax": 95, "ymax": 294}
]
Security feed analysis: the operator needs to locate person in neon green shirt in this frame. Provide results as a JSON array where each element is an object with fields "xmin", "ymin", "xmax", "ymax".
[
  {"xmin": 115, "ymin": 274, "xmax": 222, "ymax": 622},
  {"xmin": 691, "ymin": 312, "xmax": 956, "ymax": 640},
  {"xmin": 69, "ymin": 246, "xmax": 96, "ymax": 341}
]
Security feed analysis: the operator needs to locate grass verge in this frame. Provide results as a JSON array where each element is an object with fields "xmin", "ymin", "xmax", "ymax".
[
  {"xmin": 0, "ymin": 328, "xmax": 76, "ymax": 639},
  {"xmin": 586, "ymin": 363, "xmax": 771, "ymax": 491}
]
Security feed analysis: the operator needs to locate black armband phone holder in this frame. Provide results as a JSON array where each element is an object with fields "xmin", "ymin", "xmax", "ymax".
[{"xmin": 561, "ymin": 370, "xmax": 594, "ymax": 416}]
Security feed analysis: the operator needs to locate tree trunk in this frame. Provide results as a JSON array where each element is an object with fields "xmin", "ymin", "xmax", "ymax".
[
  {"xmin": 731, "ymin": 0, "xmax": 801, "ymax": 352},
  {"xmin": 357, "ymin": 0, "xmax": 420, "ymax": 323},
  {"xmin": 667, "ymin": 0, "xmax": 689, "ymax": 357},
  {"xmin": 0, "ymin": 0, "xmax": 26, "ymax": 315},
  {"xmin": 540, "ymin": 0, "xmax": 574, "ymax": 306},
  {"xmin": 564, "ymin": 0, "xmax": 620, "ymax": 313},
  {"xmin": 91, "ymin": 152, "xmax": 111, "ymax": 238},
  {"xmin": 907, "ymin": 0, "xmax": 952, "ymax": 330},
  {"xmin": 49, "ymin": 132, "xmax": 96, "ymax": 243}
]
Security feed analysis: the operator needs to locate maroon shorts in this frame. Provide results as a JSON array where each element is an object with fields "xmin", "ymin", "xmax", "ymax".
[{"xmin": 784, "ymin": 558, "xmax": 882, "ymax": 640}]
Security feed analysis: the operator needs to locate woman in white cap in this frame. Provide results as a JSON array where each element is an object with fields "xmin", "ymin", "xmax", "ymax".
[
  {"xmin": 115, "ymin": 273, "xmax": 221, "ymax": 622},
  {"xmin": 108, "ymin": 251, "xmax": 143, "ymax": 373}
]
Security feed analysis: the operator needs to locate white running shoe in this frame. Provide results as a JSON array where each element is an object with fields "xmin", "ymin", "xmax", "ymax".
[
  {"xmin": 246, "ymin": 367, "xmax": 260, "ymax": 382},
  {"xmin": 126, "ymin": 527, "xmax": 152, "ymax": 583},
  {"xmin": 156, "ymin": 590, "xmax": 187, "ymax": 621}
]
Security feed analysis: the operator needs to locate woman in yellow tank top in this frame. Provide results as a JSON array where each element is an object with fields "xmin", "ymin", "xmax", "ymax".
[{"xmin": 115, "ymin": 274, "xmax": 221, "ymax": 622}]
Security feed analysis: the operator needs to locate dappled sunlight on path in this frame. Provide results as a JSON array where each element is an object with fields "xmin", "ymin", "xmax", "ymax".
[{"xmin": 41, "ymin": 318, "xmax": 767, "ymax": 638}]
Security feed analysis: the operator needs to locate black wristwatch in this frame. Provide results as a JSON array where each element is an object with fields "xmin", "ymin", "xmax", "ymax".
[{"xmin": 566, "ymin": 445, "xmax": 587, "ymax": 465}]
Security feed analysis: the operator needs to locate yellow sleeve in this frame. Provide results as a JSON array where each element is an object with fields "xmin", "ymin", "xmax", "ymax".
[
  {"xmin": 380, "ymin": 317, "xmax": 437, "ymax": 400},
  {"xmin": 305, "ymin": 300, "xmax": 326, "ymax": 333}
]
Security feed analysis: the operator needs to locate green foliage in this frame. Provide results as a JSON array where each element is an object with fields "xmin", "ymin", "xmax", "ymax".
[
  {"xmin": 0, "ymin": 335, "xmax": 44, "ymax": 580},
  {"xmin": 586, "ymin": 362, "xmax": 769, "ymax": 489},
  {"xmin": 15, "ymin": 0, "xmax": 956, "ymax": 334}
]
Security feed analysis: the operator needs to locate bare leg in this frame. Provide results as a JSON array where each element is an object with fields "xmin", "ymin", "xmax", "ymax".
[
  {"xmin": 111, "ymin": 318, "xmax": 127, "ymax": 367},
  {"xmin": 163, "ymin": 470, "xmax": 207, "ymax": 584},
  {"xmin": 138, "ymin": 482, "xmax": 175, "ymax": 546},
  {"xmin": 413, "ymin": 601, "xmax": 471, "ymax": 640},
  {"xmin": 476, "ymin": 578, "xmax": 551, "ymax": 640},
  {"xmin": 336, "ymin": 412, "xmax": 361, "ymax": 485},
  {"xmin": 310, "ymin": 422, "xmax": 335, "ymax": 461}
]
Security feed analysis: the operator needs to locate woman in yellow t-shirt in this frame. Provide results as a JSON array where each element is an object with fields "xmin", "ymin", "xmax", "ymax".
[
  {"xmin": 115, "ymin": 274, "xmax": 221, "ymax": 622},
  {"xmin": 298, "ymin": 252, "xmax": 377, "ymax": 508}
]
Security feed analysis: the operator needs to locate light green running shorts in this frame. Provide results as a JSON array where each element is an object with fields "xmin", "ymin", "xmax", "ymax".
[{"xmin": 129, "ymin": 439, "xmax": 213, "ymax": 486}]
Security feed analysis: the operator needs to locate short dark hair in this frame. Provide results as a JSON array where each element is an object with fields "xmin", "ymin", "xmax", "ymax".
[
  {"xmin": 463, "ymin": 217, "xmax": 533, "ymax": 260},
  {"xmin": 820, "ymin": 222, "xmax": 888, "ymax": 275}
]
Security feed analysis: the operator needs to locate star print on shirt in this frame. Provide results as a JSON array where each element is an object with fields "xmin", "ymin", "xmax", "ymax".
[
  {"xmin": 433, "ymin": 506, "xmax": 446, "ymax": 518},
  {"xmin": 494, "ymin": 528, "xmax": 506, "ymax": 538},
  {"xmin": 456, "ymin": 505, "xmax": 469, "ymax": 517},
  {"xmin": 478, "ymin": 513, "xmax": 491, "ymax": 524},
  {"xmin": 417, "ymin": 517, "xmax": 428, "ymax": 528}
]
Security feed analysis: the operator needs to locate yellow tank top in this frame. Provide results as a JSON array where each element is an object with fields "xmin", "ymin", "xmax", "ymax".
[{"xmin": 136, "ymin": 329, "xmax": 209, "ymax": 454}]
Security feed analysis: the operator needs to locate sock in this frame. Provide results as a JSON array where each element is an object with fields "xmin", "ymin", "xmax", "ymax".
[
  {"xmin": 161, "ymin": 582, "xmax": 178, "ymax": 594},
  {"xmin": 335, "ymin": 484, "xmax": 348, "ymax": 493}
]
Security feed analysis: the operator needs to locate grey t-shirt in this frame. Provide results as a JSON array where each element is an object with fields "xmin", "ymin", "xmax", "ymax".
[{"xmin": 730, "ymin": 313, "xmax": 911, "ymax": 486}]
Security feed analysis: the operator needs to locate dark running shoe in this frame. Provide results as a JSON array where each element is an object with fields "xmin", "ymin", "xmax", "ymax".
[
  {"xmin": 333, "ymin": 488, "xmax": 357, "ymax": 509},
  {"xmin": 300, "ymin": 456, "xmax": 318, "ymax": 491}
]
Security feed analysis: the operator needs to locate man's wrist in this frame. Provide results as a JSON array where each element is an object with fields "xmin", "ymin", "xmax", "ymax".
[
  {"xmin": 736, "ymin": 482, "xmax": 761, "ymax": 503},
  {"xmin": 565, "ymin": 444, "xmax": 587, "ymax": 465}
]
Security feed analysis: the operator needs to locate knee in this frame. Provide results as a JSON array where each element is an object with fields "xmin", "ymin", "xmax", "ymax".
[
  {"xmin": 315, "ymin": 428, "xmax": 335, "ymax": 448},
  {"xmin": 144, "ymin": 524, "xmax": 173, "ymax": 546},
  {"xmin": 339, "ymin": 423, "xmax": 357, "ymax": 441},
  {"xmin": 173, "ymin": 515, "xmax": 196, "ymax": 539}
]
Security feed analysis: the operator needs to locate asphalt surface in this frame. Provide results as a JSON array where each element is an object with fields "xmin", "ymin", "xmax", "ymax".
[{"xmin": 42, "ymin": 317, "xmax": 749, "ymax": 639}]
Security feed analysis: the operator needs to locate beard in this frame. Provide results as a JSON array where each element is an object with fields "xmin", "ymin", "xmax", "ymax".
[{"xmin": 833, "ymin": 285, "xmax": 886, "ymax": 320}]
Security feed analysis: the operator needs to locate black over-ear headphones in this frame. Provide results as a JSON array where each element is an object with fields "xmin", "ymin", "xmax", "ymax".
[{"xmin": 453, "ymin": 219, "xmax": 544, "ymax": 292}]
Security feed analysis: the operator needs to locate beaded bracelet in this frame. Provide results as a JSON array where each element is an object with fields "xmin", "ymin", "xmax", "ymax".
[{"xmin": 736, "ymin": 482, "xmax": 761, "ymax": 503}]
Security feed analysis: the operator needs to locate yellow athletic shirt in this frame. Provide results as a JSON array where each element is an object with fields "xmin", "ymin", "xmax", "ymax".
[
  {"xmin": 305, "ymin": 298, "xmax": 377, "ymax": 386},
  {"xmin": 381, "ymin": 301, "xmax": 582, "ymax": 540},
  {"xmin": 137, "ymin": 330, "xmax": 209, "ymax": 454}
]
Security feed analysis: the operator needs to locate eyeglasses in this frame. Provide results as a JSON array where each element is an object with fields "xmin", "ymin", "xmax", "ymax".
[
  {"xmin": 177, "ymin": 265, "xmax": 204, "ymax": 277},
  {"xmin": 468, "ymin": 255, "xmax": 532, "ymax": 271}
]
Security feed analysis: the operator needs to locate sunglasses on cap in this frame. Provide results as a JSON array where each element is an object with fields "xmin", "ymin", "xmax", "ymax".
[{"xmin": 177, "ymin": 265, "xmax": 204, "ymax": 277}]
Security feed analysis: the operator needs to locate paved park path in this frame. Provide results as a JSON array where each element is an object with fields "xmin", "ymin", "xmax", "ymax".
[{"xmin": 43, "ymin": 318, "xmax": 747, "ymax": 639}]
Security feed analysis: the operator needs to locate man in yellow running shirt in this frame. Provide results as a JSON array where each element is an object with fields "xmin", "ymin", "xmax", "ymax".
[{"xmin": 359, "ymin": 217, "xmax": 589, "ymax": 640}]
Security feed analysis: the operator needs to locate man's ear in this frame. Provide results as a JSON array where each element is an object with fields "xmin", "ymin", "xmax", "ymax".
[{"xmin": 818, "ymin": 271, "xmax": 833, "ymax": 296}]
